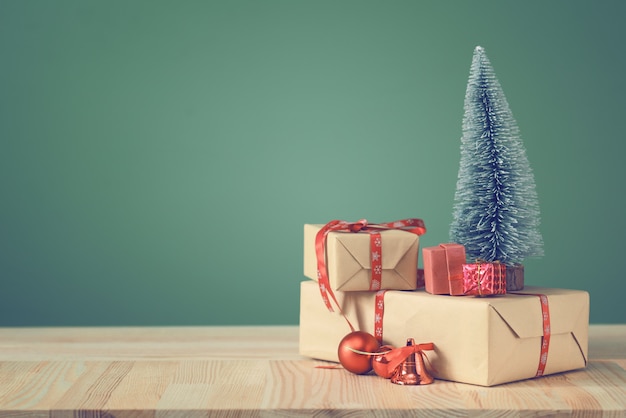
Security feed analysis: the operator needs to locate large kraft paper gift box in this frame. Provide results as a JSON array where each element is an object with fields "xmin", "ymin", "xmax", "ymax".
[
  {"xmin": 299, "ymin": 280, "xmax": 589, "ymax": 386},
  {"xmin": 303, "ymin": 224, "xmax": 420, "ymax": 291}
]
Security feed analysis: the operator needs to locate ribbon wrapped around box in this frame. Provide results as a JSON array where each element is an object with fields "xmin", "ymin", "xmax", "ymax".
[
  {"xmin": 422, "ymin": 243, "xmax": 466, "ymax": 295},
  {"xmin": 299, "ymin": 280, "xmax": 589, "ymax": 386},
  {"xmin": 303, "ymin": 219, "xmax": 426, "ymax": 292}
]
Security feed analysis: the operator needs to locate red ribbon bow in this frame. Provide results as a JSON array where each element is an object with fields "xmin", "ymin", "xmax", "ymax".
[{"xmin": 375, "ymin": 342, "xmax": 435, "ymax": 377}]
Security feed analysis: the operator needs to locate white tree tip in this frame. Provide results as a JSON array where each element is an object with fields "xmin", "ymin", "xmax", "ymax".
[{"xmin": 475, "ymin": 46, "xmax": 484, "ymax": 53}]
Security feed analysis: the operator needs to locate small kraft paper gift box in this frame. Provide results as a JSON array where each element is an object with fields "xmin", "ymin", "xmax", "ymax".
[
  {"xmin": 422, "ymin": 243, "xmax": 466, "ymax": 295},
  {"xmin": 299, "ymin": 281, "xmax": 589, "ymax": 386},
  {"xmin": 303, "ymin": 220, "xmax": 425, "ymax": 292},
  {"xmin": 462, "ymin": 261, "xmax": 507, "ymax": 296}
]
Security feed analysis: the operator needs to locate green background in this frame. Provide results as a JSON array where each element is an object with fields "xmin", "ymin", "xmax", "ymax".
[{"xmin": 1, "ymin": 1, "xmax": 624, "ymax": 326}]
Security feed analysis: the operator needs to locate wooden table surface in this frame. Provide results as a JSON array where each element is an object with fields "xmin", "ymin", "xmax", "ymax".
[{"xmin": 0, "ymin": 325, "xmax": 625, "ymax": 417}]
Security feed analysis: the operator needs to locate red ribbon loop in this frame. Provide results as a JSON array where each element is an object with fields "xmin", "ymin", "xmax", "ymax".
[
  {"xmin": 374, "ymin": 290, "xmax": 387, "ymax": 343},
  {"xmin": 348, "ymin": 219, "xmax": 368, "ymax": 232},
  {"xmin": 377, "ymin": 343, "xmax": 435, "ymax": 377}
]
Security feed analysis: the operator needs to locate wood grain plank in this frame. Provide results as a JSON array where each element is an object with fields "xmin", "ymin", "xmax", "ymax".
[
  {"xmin": 0, "ymin": 361, "xmax": 83, "ymax": 411},
  {"xmin": 203, "ymin": 360, "xmax": 267, "ymax": 410},
  {"xmin": 0, "ymin": 363, "xmax": 50, "ymax": 418},
  {"xmin": 615, "ymin": 360, "xmax": 626, "ymax": 371},
  {"xmin": 49, "ymin": 362, "xmax": 120, "ymax": 418},
  {"xmin": 156, "ymin": 383, "xmax": 212, "ymax": 414},
  {"xmin": 104, "ymin": 361, "xmax": 178, "ymax": 414},
  {"xmin": 0, "ymin": 326, "xmax": 624, "ymax": 416},
  {"xmin": 566, "ymin": 361, "xmax": 626, "ymax": 414},
  {"xmin": 0, "ymin": 326, "xmax": 301, "ymax": 361},
  {"xmin": 156, "ymin": 360, "xmax": 268, "ymax": 411},
  {"xmin": 67, "ymin": 361, "xmax": 133, "ymax": 412}
]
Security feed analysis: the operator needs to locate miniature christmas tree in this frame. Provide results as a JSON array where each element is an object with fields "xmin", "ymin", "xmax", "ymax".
[{"xmin": 450, "ymin": 46, "xmax": 543, "ymax": 289}]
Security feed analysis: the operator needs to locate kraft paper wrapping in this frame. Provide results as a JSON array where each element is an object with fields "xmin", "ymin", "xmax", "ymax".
[
  {"xmin": 299, "ymin": 281, "xmax": 589, "ymax": 386},
  {"xmin": 303, "ymin": 224, "xmax": 420, "ymax": 291}
]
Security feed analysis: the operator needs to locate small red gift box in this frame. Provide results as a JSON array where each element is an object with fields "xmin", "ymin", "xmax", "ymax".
[
  {"xmin": 422, "ymin": 243, "xmax": 466, "ymax": 295},
  {"xmin": 462, "ymin": 262, "xmax": 506, "ymax": 296}
]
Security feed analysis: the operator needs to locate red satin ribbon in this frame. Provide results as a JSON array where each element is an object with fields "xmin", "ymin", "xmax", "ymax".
[
  {"xmin": 439, "ymin": 244, "xmax": 465, "ymax": 295},
  {"xmin": 370, "ymin": 233, "xmax": 382, "ymax": 291},
  {"xmin": 374, "ymin": 290, "xmax": 387, "ymax": 344},
  {"xmin": 315, "ymin": 218, "xmax": 426, "ymax": 331},
  {"xmin": 514, "ymin": 293, "xmax": 551, "ymax": 377},
  {"xmin": 376, "ymin": 342, "xmax": 435, "ymax": 377}
]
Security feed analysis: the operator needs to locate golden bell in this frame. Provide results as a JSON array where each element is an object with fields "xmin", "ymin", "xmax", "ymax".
[
  {"xmin": 415, "ymin": 348, "xmax": 434, "ymax": 385},
  {"xmin": 390, "ymin": 338, "xmax": 420, "ymax": 385}
]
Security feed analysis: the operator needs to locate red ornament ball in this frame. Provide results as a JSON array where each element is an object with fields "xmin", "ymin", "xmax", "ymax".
[
  {"xmin": 372, "ymin": 344, "xmax": 396, "ymax": 379},
  {"xmin": 337, "ymin": 331, "xmax": 380, "ymax": 374}
]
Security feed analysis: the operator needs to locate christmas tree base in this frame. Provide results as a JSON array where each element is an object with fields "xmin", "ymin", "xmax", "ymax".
[{"xmin": 506, "ymin": 264, "xmax": 524, "ymax": 291}]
